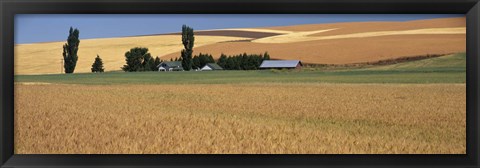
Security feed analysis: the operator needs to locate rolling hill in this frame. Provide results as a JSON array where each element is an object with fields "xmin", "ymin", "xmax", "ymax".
[{"xmin": 15, "ymin": 17, "xmax": 465, "ymax": 75}]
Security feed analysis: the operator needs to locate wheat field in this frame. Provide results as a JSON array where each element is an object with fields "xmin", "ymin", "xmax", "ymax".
[
  {"xmin": 163, "ymin": 34, "xmax": 465, "ymax": 64},
  {"xmin": 15, "ymin": 83, "xmax": 466, "ymax": 154},
  {"xmin": 14, "ymin": 35, "xmax": 250, "ymax": 75},
  {"xmin": 161, "ymin": 18, "xmax": 466, "ymax": 63},
  {"xmin": 252, "ymin": 27, "xmax": 465, "ymax": 43}
]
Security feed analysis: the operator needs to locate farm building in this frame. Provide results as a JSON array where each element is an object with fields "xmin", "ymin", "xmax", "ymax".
[
  {"xmin": 201, "ymin": 63, "xmax": 223, "ymax": 71},
  {"xmin": 157, "ymin": 61, "xmax": 184, "ymax": 71},
  {"xmin": 259, "ymin": 60, "xmax": 303, "ymax": 69}
]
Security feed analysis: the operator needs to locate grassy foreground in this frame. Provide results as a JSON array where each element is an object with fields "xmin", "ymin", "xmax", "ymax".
[{"xmin": 15, "ymin": 53, "xmax": 466, "ymax": 84}]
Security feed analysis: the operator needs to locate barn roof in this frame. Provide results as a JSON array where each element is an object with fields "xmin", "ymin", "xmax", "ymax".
[
  {"xmin": 159, "ymin": 61, "xmax": 182, "ymax": 68},
  {"xmin": 204, "ymin": 63, "xmax": 223, "ymax": 70},
  {"xmin": 259, "ymin": 60, "xmax": 302, "ymax": 68}
]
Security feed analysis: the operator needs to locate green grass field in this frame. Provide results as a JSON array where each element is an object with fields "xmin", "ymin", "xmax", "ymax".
[{"xmin": 15, "ymin": 53, "xmax": 466, "ymax": 84}]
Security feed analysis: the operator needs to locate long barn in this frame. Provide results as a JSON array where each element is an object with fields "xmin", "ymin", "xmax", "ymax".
[{"xmin": 259, "ymin": 60, "xmax": 303, "ymax": 69}]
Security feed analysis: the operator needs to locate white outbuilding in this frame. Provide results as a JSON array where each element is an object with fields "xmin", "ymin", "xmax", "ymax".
[{"xmin": 200, "ymin": 63, "xmax": 224, "ymax": 71}]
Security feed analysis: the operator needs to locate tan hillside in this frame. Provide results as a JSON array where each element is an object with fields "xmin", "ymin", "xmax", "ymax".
[
  {"xmin": 257, "ymin": 17, "xmax": 466, "ymax": 34},
  {"xmin": 252, "ymin": 27, "xmax": 465, "ymax": 43},
  {"xmin": 15, "ymin": 17, "xmax": 465, "ymax": 74},
  {"xmin": 15, "ymin": 35, "xmax": 250, "ymax": 75},
  {"xmin": 163, "ymin": 34, "xmax": 465, "ymax": 64},
  {"xmin": 163, "ymin": 17, "xmax": 465, "ymax": 64}
]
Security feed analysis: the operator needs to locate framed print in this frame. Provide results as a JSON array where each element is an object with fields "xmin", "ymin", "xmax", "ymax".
[{"xmin": 1, "ymin": 0, "xmax": 479, "ymax": 167}]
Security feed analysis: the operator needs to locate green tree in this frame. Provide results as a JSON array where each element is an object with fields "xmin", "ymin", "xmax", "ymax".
[
  {"xmin": 208, "ymin": 54, "xmax": 215, "ymax": 63},
  {"xmin": 91, "ymin": 55, "xmax": 104, "ymax": 73},
  {"xmin": 181, "ymin": 25, "xmax": 195, "ymax": 71},
  {"xmin": 219, "ymin": 53, "xmax": 267, "ymax": 70},
  {"xmin": 226, "ymin": 56, "xmax": 235, "ymax": 70},
  {"xmin": 241, "ymin": 53, "xmax": 248, "ymax": 70},
  {"xmin": 263, "ymin": 52, "xmax": 270, "ymax": 60},
  {"xmin": 234, "ymin": 55, "xmax": 241, "ymax": 70},
  {"xmin": 121, "ymin": 47, "xmax": 152, "ymax": 72},
  {"xmin": 246, "ymin": 55, "xmax": 257, "ymax": 70},
  {"xmin": 62, "ymin": 27, "xmax": 80, "ymax": 73},
  {"xmin": 143, "ymin": 55, "xmax": 157, "ymax": 71},
  {"xmin": 192, "ymin": 55, "xmax": 201, "ymax": 69},
  {"xmin": 154, "ymin": 57, "xmax": 161, "ymax": 68},
  {"xmin": 199, "ymin": 53, "xmax": 209, "ymax": 68},
  {"xmin": 217, "ymin": 53, "xmax": 227, "ymax": 68},
  {"xmin": 254, "ymin": 55, "xmax": 263, "ymax": 68}
]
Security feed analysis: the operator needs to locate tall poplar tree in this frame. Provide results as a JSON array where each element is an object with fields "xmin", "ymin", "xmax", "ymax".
[
  {"xmin": 181, "ymin": 25, "xmax": 195, "ymax": 71},
  {"xmin": 62, "ymin": 27, "xmax": 80, "ymax": 73}
]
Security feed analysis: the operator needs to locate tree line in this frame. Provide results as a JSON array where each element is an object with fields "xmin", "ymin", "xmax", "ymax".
[
  {"xmin": 166, "ymin": 53, "xmax": 216, "ymax": 69},
  {"xmin": 217, "ymin": 52, "xmax": 270, "ymax": 70},
  {"xmin": 93, "ymin": 50, "xmax": 271, "ymax": 72}
]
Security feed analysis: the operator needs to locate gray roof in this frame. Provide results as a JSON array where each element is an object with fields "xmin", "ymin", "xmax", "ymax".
[
  {"xmin": 259, "ymin": 60, "xmax": 302, "ymax": 68},
  {"xmin": 158, "ymin": 61, "xmax": 182, "ymax": 68},
  {"xmin": 204, "ymin": 63, "xmax": 223, "ymax": 70}
]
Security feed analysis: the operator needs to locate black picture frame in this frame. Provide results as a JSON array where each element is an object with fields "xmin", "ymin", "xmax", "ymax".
[{"xmin": 1, "ymin": 0, "xmax": 479, "ymax": 167}]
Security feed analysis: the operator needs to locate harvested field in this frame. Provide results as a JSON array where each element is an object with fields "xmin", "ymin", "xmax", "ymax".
[
  {"xmin": 260, "ymin": 17, "xmax": 465, "ymax": 35},
  {"xmin": 15, "ymin": 83, "xmax": 465, "ymax": 154},
  {"xmin": 168, "ymin": 30, "xmax": 282, "ymax": 39},
  {"xmin": 14, "ymin": 35, "xmax": 250, "ymax": 75},
  {"xmin": 218, "ymin": 28, "xmax": 294, "ymax": 34},
  {"xmin": 252, "ymin": 27, "xmax": 465, "ymax": 43},
  {"xmin": 162, "ymin": 34, "xmax": 465, "ymax": 64}
]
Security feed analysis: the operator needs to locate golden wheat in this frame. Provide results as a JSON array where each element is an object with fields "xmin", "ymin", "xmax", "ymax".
[
  {"xmin": 14, "ymin": 35, "xmax": 250, "ymax": 75},
  {"xmin": 14, "ymin": 83, "xmax": 466, "ymax": 154},
  {"xmin": 252, "ymin": 27, "xmax": 465, "ymax": 43}
]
